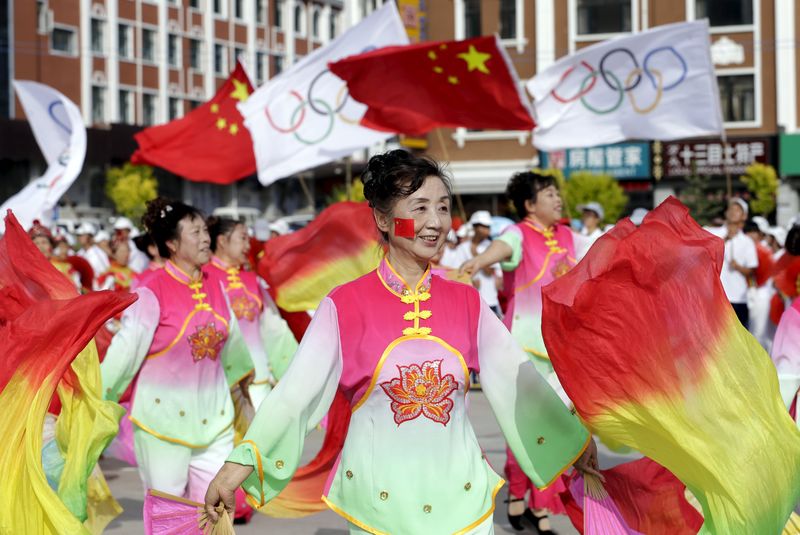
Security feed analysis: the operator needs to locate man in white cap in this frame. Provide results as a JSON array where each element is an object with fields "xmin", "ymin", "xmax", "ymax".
[
  {"xmin": 451, "ymin": 210, "xmax": 502, "ymax": 316},
  {"xmin": 268, "ymin": 220, "xmax": 291, "ymax": 239},
  {"xmin": 705, "ymin": 198, "xmax": 759, "ymax": 329},
  {"xmin": 113, "ymin": 217, "xmax": 149, "ymax": 272},
  {"xmin": 75, "ymin": 222, "xmax": 110, "ymax": 279},
  {"xmin": 576, "ymin": 201, "xmax": 605, "ymax": 259}
]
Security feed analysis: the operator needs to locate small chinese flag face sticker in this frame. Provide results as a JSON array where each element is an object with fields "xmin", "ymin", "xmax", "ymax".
[{"xmin": 394, "ymin": 218, "xmax": 416, "ymax": 238}]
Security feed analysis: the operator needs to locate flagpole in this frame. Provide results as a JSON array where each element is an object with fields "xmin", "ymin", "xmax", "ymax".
[
  {"xmin": 435, "ymin": 128, "xmax": 467, "ymax": 221},
  {"xmin": 721, "ymin": 131, "xmax": 733, "ymax": 200},
  {"xmin": 298, "ymin": 173, "xmax": 315, "ymax": 211}
]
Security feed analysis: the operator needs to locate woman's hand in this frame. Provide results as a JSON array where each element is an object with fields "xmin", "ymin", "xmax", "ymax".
[
  {"xmin": 459, "ymin": 257, "xmax": 483, "ymax": 278},
  {"xmin": 572, "ymin": 438, "xmax": 605, "ymax": 481},
  {"xmin": 203, "ymin": 462, "xmax": 255, "ymax": 523}
]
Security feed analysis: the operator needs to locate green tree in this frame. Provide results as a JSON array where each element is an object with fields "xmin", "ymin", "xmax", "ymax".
[
  {"xmin": 105, "ymin": 163, "xmax": 158, "ymax": 221},
  {"xmin": 740, "ymin": 162, "xmax": 778, "ymax": 216},
  {"xmin": 327, "ymin": 178, "xmax": 366, "ymax": 205},
  {"xmin": 560, "ymin": 171, "xmax": 628, "ymax": 224},
  {"xmin": 678, "ymin": 173, "xmax": 725, "ymax": 226}
]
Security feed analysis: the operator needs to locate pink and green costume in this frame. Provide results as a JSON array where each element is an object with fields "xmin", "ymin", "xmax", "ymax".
[
  {"xmin": 228, "ymin": 258, "xmax": 588, "ymax": 534},
  {"xmin": 101, "ymin": 260, "xmax": 254, "ymax": 502},
  {"xmin": 204, "ymin": 257, "xmax": 298, "ymax": 408}
]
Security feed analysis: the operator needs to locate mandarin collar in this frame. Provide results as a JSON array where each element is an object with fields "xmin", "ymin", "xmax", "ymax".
[{"xmin": 378, "ymin": 257, "xmax": 432, "ymax": 297}]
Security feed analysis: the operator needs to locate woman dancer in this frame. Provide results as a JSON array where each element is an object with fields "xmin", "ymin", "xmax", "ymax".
[
  {"xmin": 204, "ymin": 151, "xmax": 598, "ymax": 534},
  {"xmin": 100, "ymin": 197, "xmax": 253, "ymax": 503},
  {"xmin": 204, "ymin": 215, "xmax": 298, "ymax": 408},
  {"xmin": 461, "ymin": 171, "xmax": 577, "ymax": 532}
]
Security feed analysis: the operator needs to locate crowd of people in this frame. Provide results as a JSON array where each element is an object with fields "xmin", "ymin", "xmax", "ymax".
[{"xmin": 13, "ymin": 150, "xmax": 800, "ymax": 534}]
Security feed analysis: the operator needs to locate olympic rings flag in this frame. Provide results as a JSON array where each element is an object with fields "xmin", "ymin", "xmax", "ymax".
[
  {"xmin": 239, "ymin": 2, "xmax": 408, "ymax": 186},
  {"xmin": 527, "ymin": 21, "xmax": 723, "ymax": 152},
  {"xmin": 0, "ymin": 81, "xmax": 87, "ymax": 232}
]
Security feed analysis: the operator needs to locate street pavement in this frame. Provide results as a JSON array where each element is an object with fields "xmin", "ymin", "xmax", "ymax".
[{"xmin": 103, "ymin": 390, "xmax": 579, "ymax": 534}]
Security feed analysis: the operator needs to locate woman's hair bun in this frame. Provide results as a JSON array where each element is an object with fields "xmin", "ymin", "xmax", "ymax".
[{"xmin": 363, "ymin": 150, "xmax": 414, "ymax": 207}]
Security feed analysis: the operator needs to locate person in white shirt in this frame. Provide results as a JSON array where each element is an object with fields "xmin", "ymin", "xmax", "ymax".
[
  {"xmin": 451, "ymin": 211, "xmax": 502, "ymax": 316},
  {"xmin": 75, "ymin": 223, "xmax": 110, "ymax": 279},
  {"xmin": 576, "ymin": 202, "xmax": 605, "ymax": 259},
  {"xmin": 113, "ymin": 217, "xmax": 150, "ymax": 273},
  {"xmin": 705, "ymin": 198, "xmax": 759, "ymax": 329}
]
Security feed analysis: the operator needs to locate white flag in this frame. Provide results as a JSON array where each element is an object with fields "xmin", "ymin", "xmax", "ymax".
[
  {"xmin": 528, "ymin": 20, "xmax": 723, "ymax": 151},
  {"xmin": 240, "ymin": 2, "xmax": 409, "ymax": 186},
  {"xmin": 0, "ymin": 81, "xmax": 87, "ymax": 232}
]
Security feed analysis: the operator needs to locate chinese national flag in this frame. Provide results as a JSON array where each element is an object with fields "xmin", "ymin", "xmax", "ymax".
[
  {"xmin": 328, "ymin": 35, "xmax": 535, "ymax": 135},
  {"xmin": 131, "ymin": 61, "xmax": 256, "ymax": 184}
]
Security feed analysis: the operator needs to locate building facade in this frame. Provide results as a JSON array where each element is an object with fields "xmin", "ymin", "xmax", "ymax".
[{"xmin": 421, "ymin": 0, "xmax": 800, "ymax": 223}]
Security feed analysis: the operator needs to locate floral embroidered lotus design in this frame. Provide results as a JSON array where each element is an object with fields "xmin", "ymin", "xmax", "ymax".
[
  {"xmin": 552, "ymin": 259, "xmax": 572, "ymax": 279},
  {"xmin": 231, "ymin": 295, "xmax": 258, "ymax": 321},
  {"xmin": 187, "ymin": 322, "xmax": 226, "ymax": 362},
  {"xmin": 380, "ymin": 360, "xmax": 458, "ymax": 425}
]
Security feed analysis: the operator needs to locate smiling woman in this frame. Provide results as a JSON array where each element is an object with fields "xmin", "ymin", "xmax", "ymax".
[
  {"xmin": 204, "ymin": 151, "xmax": 600, "ymax": 535},
  {"xmin": 100, "ymin": 197, "xmax": 254, "ymax": 509}
]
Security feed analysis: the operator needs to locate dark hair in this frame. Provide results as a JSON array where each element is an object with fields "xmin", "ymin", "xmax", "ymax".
[
  {"xmin": 743, "ymin": 220, "xmax": 761, "ymax": 235},
  {"xmin": 362, "ymin": 150, "xmax": 452, "ymax": 240},
  {"xmin": 141, "ymin": 197, "xmax": 204, "ymax": 259},
  {"xmin": 133, "ymin": 233, "xmax": 155, "ymax": 260},
  {"xmin": 207, "ymin": 216, "xmax": 243, "ymax": 253},
  {"xmin": 506, "ymin": 171, "xmax": 557, "ymax": 217},
  {"xmin": 786, "ymin": 225, "xmax": 800, "ymax": 256}
]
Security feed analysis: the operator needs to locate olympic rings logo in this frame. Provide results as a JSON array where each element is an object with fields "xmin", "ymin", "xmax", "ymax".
[
  {"xmin": 264, "ymin": 47, "xmax": 374, "ymax": 145},
  {"xmin": 550, "ymin": 46, "xmax": 688, "ymax": 115}
]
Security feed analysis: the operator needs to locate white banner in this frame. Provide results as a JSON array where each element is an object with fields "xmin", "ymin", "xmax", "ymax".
[
  {"xmin": 240, "ymin": 2, "xmax": 408, "ymax": 186},
  {"xmin": 1, "ymin": 81, "xmax": 87, "ymax": 232},
  {"xmin": 527, "ymin": 20, "xmax": 723, "ymax": 151}
]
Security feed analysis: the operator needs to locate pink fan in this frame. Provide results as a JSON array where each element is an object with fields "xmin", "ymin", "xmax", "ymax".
[
  {"xmin": 144, "ymin": 489, "xmax": 235, "ymax": 535},
  {"xmin": 569, "ymin": 474, "xmax": 644, "ymax": 535}
]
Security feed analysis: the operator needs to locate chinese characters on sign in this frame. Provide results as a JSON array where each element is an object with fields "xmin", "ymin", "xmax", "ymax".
[
  {"xmin": 660, "ymin": 138, "xmax": 769, "ymax": 177},
  {"xmin": 540, "ymin": 142, "xmax": 651, "ymax": 180}
]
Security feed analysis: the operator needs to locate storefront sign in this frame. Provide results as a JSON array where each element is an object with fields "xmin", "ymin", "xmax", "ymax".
[
  {"xmin": 659, "ymin": 138, "xmax": 770, "ymax": 177},
  {"xmin": 539, "ymin": 142, "xmax": 651, "ymax": 180}
]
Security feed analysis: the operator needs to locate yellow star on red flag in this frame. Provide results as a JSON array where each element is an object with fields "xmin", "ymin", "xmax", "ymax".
[{"xmin": 457, "ymin": 45, "xmax": 491, "ymax": 74}]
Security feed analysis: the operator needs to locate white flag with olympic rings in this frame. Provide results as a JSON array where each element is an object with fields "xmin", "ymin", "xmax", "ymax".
[
  {"xmin": 527, "ymin": 20, "xmax": 723, "ymax": 151},
  {"xmin": 239, "ymin": 2, "xmax": 408, "ymax": 186}
]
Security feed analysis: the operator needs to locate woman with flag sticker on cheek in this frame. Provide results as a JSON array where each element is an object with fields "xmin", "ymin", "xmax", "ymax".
[{"xmin": 204, "ymin": 149, "xmax": 599, "ymax": 535}]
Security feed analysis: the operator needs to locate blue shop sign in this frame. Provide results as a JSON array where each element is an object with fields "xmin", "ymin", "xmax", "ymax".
[{"xmin": 539, "ymin": 142, "xmax": 651, "ymax": 180}]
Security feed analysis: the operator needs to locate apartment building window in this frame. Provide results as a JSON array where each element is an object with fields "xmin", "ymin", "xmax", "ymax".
[
  {"xmin": 312, "ymin": 9, "xmax": 320, "ymax": 39},
  {"xmin": 37, "ymin": 0, "xmax": 48, "ymax": 34},
  {"xmin": 214, "ymin": 0, "xmax": 225, "ymax": 17},
  {"xmin": 189, "ymin": 0, "xmax": 199, "ymax": 7},
  {"xmin": 464, "ymin": 0, "xmax": 481, "ymax": 38},
  {"xmin": 499, "ymin": 0, "xmax": 516, "ymax": 39},
  {"xmin": 189, "ymin": 99, "xmax": 202, "ymax": 110},
  {"xmin": 256, "ymin": 0, "xmax": 265, "ymax": 23},
  {"xmin": 330, "ymin": 10, "xmax": 338, "ymax": 38},
  {"xmin": 294, "ymin": 3, "xmax": 306, "ymax": 36},
  {"xmin": 51, "ymin": 27, "xmax": 76, "ymax": 55},
  {"xmin": 718, "ymin": 74, "xmax": 755, "ymax": 123},
  {"xmin": 91, "ymin": 86, "xmax": 106, "ymax": 124},
  {"xmin": 577, "ymin": 0, "xmax": 631, "ymax": 35},
  {"xmin": 168, "ymin": 34, "xmax": 180, "ymax": 67},
  {"xmin": 234, "ymin": 46, "xmax": 245, "ymax": 65},
  {"xmin": 235, "ymin": 0, "xmax": 245, "ymax": 19},
  {"xmin": 274, "ymin": 1, "xmax": 284, "ymax": 29},
  {"xmin": 256, "ymin": 51, "xmax": 266, "ymax": 83},
  {"xmin": 118, "ymin": 90, "xmax": 134, "ymax": 124},
  {"xmin": 91, "ymin": 19, "xmax": 105, "ymax": 54},
  {"xmin": 143, "ymin": 94, "xmax": 157, "ymax": 125},
  {"xmin": 118, "ymin": 24, "xmax": 132, "ymax": 59},
  {"xmin": 169, "ymin": 97, "xmax": 182, "ymax": 120},
  {"xmin": 142, "ymin": 28, "xmax": 156, "ymax": 62},
  {"xmin": 274, "ymin": 54, "xmax": 284, "ymax": 75},
  {"xmin": 696, "ymin": 0, "xmax": 752, "ymax": 27},
  {"xmin": 189, "ymin": 39, "xmax": 201, "ymax": 69},
  {"xmin": 215, "ymin": 43, "xmax": 227, "ymax": 75}
]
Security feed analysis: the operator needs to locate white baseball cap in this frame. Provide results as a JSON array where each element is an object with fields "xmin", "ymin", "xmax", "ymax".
[
  {"xmin": 752, "ymin": 216, "xmax": 769, "ymax": 234},
  {"xmin": 95, "ymin": 230, "xmax": 111, "ymax": 243},
  {"xmin": 729, "ymin": 198, "xmax": 749, "ymax": 217},
  {"xmin": 630, "ymin": 207, "xmax": 649, "ymax": 226},
  {"xmin": 468, "ymin": 210, "xmax": 492, "ymax": 228},
  {"xmin": 113, "ymin": 217, "xmax": 135, "ymax": 231},
  {"xmin": 577, "ymin": 202, "xmax": 605, "ymax": 221},
  {"xmin": 76, "ymin": 222, "xmax": 97, "ymax": 235},
  {"xmin": 269, "ymin": 220, "xmax": 290, "ymax": 236},
  {"xmin": 767, "ymin": 226, "xmax": 787, "ymax": 247}
]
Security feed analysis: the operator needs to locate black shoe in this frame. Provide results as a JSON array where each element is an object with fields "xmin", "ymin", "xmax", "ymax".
[
  {"xmin": 523, "ymin": 509, "xmax": 555, "ymax": 534},
  {"xmin": 506, "ymin": 498, "xmax": 526, "ymax": 531}
]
